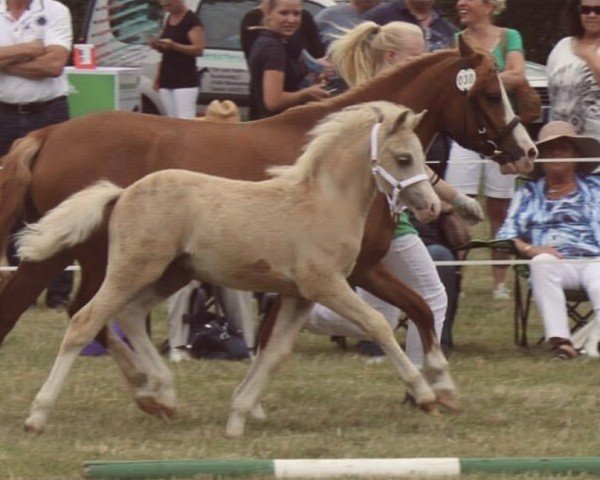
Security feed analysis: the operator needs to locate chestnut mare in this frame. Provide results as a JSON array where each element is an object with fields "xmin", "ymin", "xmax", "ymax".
[
  {"xmin": 0, "ymin": 39, "xmax": 535, "ymax": 412},
  {"xmin": 18, "ymin": 103, "xmax": 440, "ymax": 435}
]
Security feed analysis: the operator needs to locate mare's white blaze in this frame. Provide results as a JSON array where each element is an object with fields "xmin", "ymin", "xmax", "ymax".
[{"xmin": 498, "ymin": 77, "xmax": 537, "ymax": 172}]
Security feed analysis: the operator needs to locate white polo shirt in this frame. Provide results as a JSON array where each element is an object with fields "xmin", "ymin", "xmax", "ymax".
[{"xmin": 0, "ymin": 0, "xmax": 72, "ymax": 103}]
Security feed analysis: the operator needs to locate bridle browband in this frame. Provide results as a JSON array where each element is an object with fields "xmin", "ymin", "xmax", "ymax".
[{"xmin": 369, "ymin": 118, "xmax": 428, "ymax": 215}]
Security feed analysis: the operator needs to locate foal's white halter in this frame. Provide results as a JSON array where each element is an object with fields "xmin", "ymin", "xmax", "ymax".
[{"xmin": 370, "ymin": 122, "xmax": 429, "ymax": 214}]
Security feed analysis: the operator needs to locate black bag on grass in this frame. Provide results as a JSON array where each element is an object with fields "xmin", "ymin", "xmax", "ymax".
[{"xmin": 182, "ymin": 284, "xmax": 249, "ymax": 361}]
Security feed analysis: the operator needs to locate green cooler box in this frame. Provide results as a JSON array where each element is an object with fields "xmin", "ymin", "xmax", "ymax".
[{"xmin": 66, "ymin": 67, "xmax": 140, "ymax": 117}]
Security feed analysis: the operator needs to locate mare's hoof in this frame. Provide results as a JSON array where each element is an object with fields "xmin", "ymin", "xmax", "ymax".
[
  {"xmin": 436, "ymin": 389, "xmax": 460, "ymax": 412},
  {"xmin": 135, "ymin": 396, "xmax": 176, "ymax": 420}
]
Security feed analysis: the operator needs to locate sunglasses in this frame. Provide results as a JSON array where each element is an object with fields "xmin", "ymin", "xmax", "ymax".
[{"xmin": 580, "ymin": 5, "xmax": 600, "ymax": 15}]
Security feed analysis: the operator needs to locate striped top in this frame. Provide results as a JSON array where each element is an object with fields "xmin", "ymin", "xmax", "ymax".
[{"xmin": 497, "ymin": 175, "xmax": 600, "ymax": 257}]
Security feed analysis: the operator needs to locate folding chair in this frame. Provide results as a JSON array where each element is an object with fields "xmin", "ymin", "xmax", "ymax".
[{"xmin": 462, "ymin": 238, "xmax": 593, "ymax": 347}]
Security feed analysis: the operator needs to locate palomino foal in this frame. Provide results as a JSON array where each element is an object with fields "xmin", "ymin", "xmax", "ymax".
[{"xmin": 17, "ymin": 102, "xmax": 443, "ymax": 435}]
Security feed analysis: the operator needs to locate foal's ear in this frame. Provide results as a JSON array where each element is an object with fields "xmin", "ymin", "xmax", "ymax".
[
  {"xmin": 390, "ymin": 109, "xmax": 427, "ymax": 134},
  {"xmin": 390, "ymin": 109, "xmax": 410, "ymax": 135},
  {"xmin": 408, "ymin": 110, "xmax": 427, "ymax": 130}
]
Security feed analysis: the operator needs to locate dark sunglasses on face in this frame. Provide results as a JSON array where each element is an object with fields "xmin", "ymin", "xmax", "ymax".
[{"xmin": 580, "ymin": 5, "xmax": 600, "ymax": 15}]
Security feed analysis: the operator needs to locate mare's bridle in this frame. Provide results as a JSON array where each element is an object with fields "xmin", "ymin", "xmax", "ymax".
[{"xmin": 462, "ymin": 72, "xmax": 523, "ymax": 165}]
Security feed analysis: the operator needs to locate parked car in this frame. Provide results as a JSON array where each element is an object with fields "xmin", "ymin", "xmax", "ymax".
[{"xmin": 82, "ymin": 0, "xmax": 335, "ymax": 116}]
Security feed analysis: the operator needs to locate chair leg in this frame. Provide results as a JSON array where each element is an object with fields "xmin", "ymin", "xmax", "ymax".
[{"xmin": 513, "ymin": 273, "xmax": 529, "ymax": 347}]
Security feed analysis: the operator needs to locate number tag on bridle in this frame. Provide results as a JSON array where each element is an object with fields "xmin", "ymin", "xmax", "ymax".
[{"xmin": 456, "ymin": 68, "xmax": 476, "ymax": 92}]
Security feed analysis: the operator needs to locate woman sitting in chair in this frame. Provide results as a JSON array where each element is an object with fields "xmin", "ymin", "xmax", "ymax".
[{"xmin": 497, "ymin": 121, "xmax": 600, "ymax": 360}]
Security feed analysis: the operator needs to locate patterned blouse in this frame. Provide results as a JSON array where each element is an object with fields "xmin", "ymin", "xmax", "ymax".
[
  {"xmin": 497, "ymin": 175, "xmax": 600, "ymax": 257},
  {"xmin": 547, "ymin": 37, "xmax": 600, "ymax": 142}
]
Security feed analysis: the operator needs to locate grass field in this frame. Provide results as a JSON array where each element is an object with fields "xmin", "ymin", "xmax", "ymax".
[{"xmin": 1, "ymin": 240, "xmax": 599, "ymax": 480}]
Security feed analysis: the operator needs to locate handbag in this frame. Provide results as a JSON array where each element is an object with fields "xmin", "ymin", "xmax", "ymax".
[
  {"xmin": 438, "ymin": 212, "xmax": 472, "ymax": 251},
  {"xmin": 183, "ymin": 284, "xmax": 249, "ymax": 361},
  {"xmin": 499, "ymin": 28, "xmax": 542, "ymax": 124}
]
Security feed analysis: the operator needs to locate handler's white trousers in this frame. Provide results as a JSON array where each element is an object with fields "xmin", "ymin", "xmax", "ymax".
[
  {"xmin": 529, "ymin": 253, "xmax": 600, "ymax": 340},
  {"xmin": 306, "ymin": 233, "xmax": 447, "ymax": 367},
  {"xmin": 159, "ymin": 87, "xmax": 199, "ymax": 119}
]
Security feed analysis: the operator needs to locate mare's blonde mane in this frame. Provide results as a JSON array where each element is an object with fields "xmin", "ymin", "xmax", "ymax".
[{"xmin": 266, "ymin": 102, "xmax": 412, "ymax": 182}]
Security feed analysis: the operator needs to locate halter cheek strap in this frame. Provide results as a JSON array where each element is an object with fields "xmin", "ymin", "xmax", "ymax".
[{"xmin": 369, "ymin": 122, "xmax": 429, "ymax": 215}]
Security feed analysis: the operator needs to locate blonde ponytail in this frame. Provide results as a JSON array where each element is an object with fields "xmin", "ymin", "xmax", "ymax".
[{"xmin": 329, "ymin": 22, "xmax": 382, "ymax": 87}]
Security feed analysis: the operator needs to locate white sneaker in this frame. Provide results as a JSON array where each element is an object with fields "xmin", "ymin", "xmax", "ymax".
[
  {"xmin": 169, "ymin": 348, "xmax": 191, "ymax": 363},
  {"xmin": 492, "ymin": 285, "xmax": 511, "ymax": 300}
]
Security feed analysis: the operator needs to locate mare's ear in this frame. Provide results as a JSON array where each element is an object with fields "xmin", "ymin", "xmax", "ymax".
[{"xmin": 458, "ymin": 34, "xmax": 485, "ymax": 68}]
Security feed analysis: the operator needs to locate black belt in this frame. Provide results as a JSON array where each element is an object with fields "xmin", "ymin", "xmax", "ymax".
[{"xmin": 0, "ymin": 96, "xmax": 66, "ymax": 114}]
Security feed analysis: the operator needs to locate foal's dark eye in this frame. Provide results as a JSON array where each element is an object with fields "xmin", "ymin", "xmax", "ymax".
[{"xmin": 396, "ymin": 153, "xmax": 412, "ymax": 165}]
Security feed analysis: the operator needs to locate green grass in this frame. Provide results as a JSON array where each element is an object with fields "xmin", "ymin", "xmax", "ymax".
[{"xmin": 1, "ymin": 242, "xmax": 598, "ymax": 479}]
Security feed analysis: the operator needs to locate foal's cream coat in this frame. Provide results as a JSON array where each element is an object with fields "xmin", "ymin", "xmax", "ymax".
[{"xmin": 18, "ymin": 102, "xmax": 444, "ymax": 435}]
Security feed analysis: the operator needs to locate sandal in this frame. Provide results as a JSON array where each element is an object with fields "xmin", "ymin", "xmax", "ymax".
[{"xmin": 551, "ymin": 343, "xmax": 579, "ymax": 360}]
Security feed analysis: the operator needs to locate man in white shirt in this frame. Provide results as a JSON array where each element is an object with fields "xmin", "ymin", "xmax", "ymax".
[{"xmin": 0, "ymin": 0, "xmax": 73, "ymax": 308}]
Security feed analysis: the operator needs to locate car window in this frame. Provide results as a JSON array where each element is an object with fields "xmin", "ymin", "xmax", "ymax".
[
  {"xmin": 198, "ymin": 0, "xmax": 259, "ymax": 50},
  {"xmin": 107, "ymin": 0, "xmax": 162, "ymax": 45},
  {"xmin": 197, "ymin": 0, "xmax": 328, "ymax": 51}
]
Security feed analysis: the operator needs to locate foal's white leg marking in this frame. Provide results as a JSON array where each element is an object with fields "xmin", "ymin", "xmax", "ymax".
[
  {"xmin": 24, "ymin": 293, "xmax": 126, "ymax": 432},
  {"xmin": 226, "ymin": 296, "xmax": 312, "ymax": 439},
  {"xmin": 24, "ymin": 255, "xmax": 171, "ymax": 432},
  {"xmin": 316, "ymin": 278, "xmax": 435, "ymax": 409}
]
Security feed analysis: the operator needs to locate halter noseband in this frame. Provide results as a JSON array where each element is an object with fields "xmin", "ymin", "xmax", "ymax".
[{"xmin": 370, "ymin": 122, "xmax": 428, "ymax": 215}]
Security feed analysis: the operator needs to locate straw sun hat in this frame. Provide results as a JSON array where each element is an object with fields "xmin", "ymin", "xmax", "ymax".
[
  {"xmin": 531, "ymin": 120, "xmax": 600, "ymax": 178},
  {"xmin": 196, "ymin": 99, "xmax": 241, "ymax": 123}
]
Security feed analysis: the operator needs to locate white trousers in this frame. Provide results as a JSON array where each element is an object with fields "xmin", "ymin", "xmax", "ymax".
[
  {"xmin": 529, "ymin": 253, "xmax": 600, "ymax": 340},
  {"xmin": 167, "ymin": 281, "xmax": 257, "ymax": 350},
  {"xmin": 445, "ymin": 142, "xmax": 515, "ymax": 199},
  {"xmin": 159, "ymin": 87, "xmax": 199, "ymax": 119},
  {"xmin": 306, "ymin": 234, "xmax": 447, "ymax": 367}
]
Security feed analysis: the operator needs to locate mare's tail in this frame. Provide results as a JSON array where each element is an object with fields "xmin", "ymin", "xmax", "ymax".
[
  {"xmin": 16, "ymin": 181, "xmax": 123, "ymax": 262},
  {"xmin": 0, "ymin": 131, "xmax": 48, "ymax": 257}
]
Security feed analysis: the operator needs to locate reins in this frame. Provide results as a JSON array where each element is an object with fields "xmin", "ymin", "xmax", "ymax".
[{"xmin": 369, "ymin": 120, "xmax": 428, "ymax": 215}]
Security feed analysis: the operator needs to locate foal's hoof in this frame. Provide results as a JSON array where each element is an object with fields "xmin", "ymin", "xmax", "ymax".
[
  {"xmin": 135, "ymin": 396, "xmax": 176, "ymax": 420},
  {"xmin": 435, "ymin": 389, "xmax": 460, "ymax": 412},
  {"xmin": 250, "ymin": 403, "xmax": 267, "ymax": 421},
  {"xmin": 24, "ymin": 415, "xmax": 45, "ymax": 434},
  {"xmin": 419, "ymin": 401, "xmax": 440, "ymax": 416},
  {"xmin": 225, "ymin": 413, "xmax": 246, "ymax": 439}
]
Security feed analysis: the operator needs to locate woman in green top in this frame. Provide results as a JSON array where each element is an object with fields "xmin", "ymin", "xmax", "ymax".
[
  {"xmin": 445, "ymin": 0, "xmax": 527, "ymax": 300},
  {"xmin": 306, "ymin": 21, "xmax": 484, "ymax": 365}
]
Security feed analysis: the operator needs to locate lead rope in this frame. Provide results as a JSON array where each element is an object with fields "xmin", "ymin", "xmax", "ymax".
[{"xmin": 369, "ymin": 122, "xmax": 429, "ymax": 215}]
